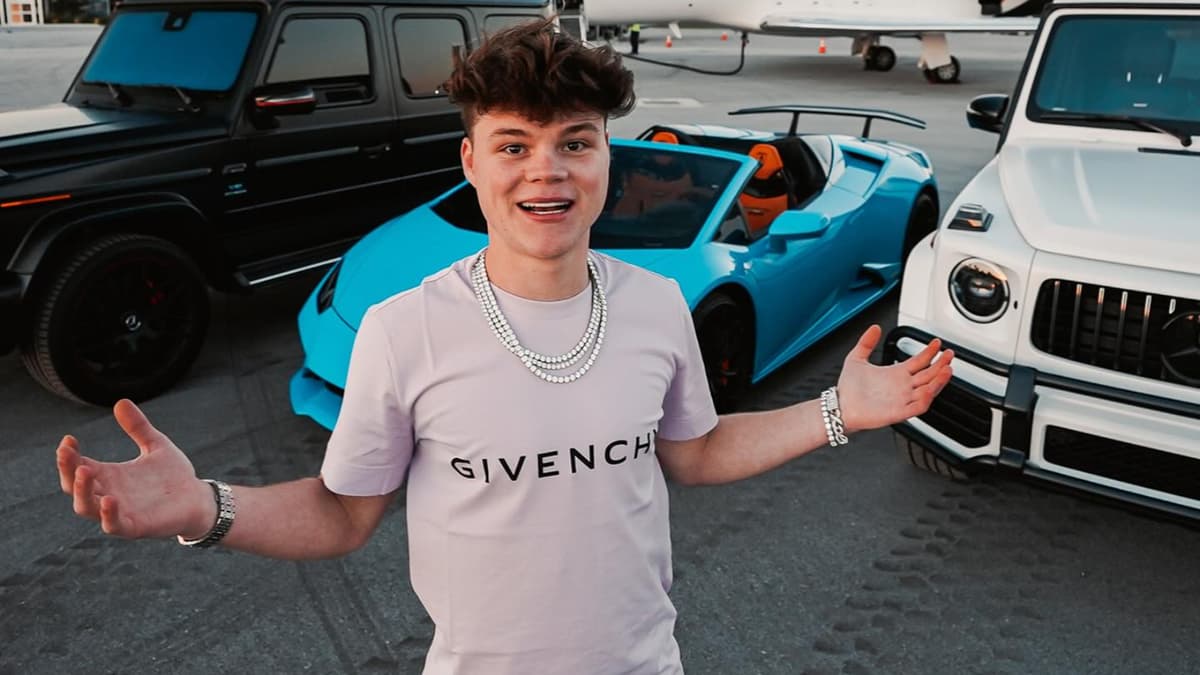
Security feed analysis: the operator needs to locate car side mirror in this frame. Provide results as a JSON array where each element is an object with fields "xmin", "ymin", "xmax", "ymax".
[
  {"xmin": 251, "ymin": 86, "xmax": 317, "ymax": 116},
  {"xmin": 966, "ymin": 94, "xmax": 1008, "ymax": 134},
  {"xmin": 769, "ymin": 211, "xmax": 830, "ymax": 240}
]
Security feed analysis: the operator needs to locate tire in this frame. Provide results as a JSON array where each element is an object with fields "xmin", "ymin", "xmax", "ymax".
[
  {"xmin": 923, "ymin": 55, "xmax": 961, "ymax": 84},
  {"xmin": 894, "ymin": 431, "xmax": 970, "ymax": 482},
  {"xmin": 865, "ymin": 45, "xmax": 896, "ymax": 72},
  {"xmin": 21, "ymin": 233, "xmax": 210, "ymax": 406},
  {"xmin": 901, "ymin": 192, "xmax": 939, "ymax": 268},
  {"xmin": 692, "ymin": 293, "xmax": 753, "ymax": 414}
]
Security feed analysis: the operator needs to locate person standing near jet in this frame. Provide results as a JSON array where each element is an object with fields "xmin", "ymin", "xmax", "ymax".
[
  {"xmin": 54, "ymin": 18, "xmax": 954, "ymax": 674},
  {"xmin": 629, "ymin": 22, "xmax": 641, "ymax": 54}
]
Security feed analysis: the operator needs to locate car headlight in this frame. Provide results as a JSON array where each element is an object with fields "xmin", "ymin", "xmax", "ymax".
[
  {"xmin": 316, "ymin": 262, "xmax": 341, "ymax": 313},
  {"xmin": 949, "ymin": 258, "xmax": 1009, "ymax": 323}
]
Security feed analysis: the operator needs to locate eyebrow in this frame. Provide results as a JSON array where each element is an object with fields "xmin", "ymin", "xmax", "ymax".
[{"xmin": 488, "ymin": 121, "xmax": 604, "ymax": 139}]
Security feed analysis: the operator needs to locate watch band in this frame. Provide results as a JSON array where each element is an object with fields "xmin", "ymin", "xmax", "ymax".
[{"xmin": 177, "ymin": 479, "xmax": 235, "ymax": 548}]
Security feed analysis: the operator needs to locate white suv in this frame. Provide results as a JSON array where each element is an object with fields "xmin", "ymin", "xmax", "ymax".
[{"xmin": 888, "ymin": 0, "xmax": 1200, "ymax": 520}]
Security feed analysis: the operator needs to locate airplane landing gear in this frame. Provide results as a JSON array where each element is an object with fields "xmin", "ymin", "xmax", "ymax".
[
  {"xmin": 863, "ymin": 45, "xmax": 896, "ymax": 71},
  {"xmin": 923, "ymin": 55, "xmax": 961, "ymax": 83}
]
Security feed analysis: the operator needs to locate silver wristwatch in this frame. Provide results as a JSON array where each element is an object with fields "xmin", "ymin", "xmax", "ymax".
[{"xmin": 177, "ymin": 479, "xmax": 236, "ymax": 548}]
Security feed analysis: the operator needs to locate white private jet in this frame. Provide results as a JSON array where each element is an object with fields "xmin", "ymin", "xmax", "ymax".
[{"xmin": 579, "ymin": 0, "xmax": 1046, "ymax": 83}]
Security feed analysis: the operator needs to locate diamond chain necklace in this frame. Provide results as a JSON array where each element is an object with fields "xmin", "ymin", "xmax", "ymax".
[{"xmin": 470, "ymin": 250, "xmax": 607, "ymax": 384}]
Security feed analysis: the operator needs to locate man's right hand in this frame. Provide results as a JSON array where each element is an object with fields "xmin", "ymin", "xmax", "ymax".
[{"xmin": 56, "ymin": 399, "xmax": 215, "ymax": 540}]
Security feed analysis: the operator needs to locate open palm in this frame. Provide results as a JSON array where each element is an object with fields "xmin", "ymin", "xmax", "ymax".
[
  {"xmin": 835, "ymin": 325, "xmax": 954, "ymax": 434},
  {"xmin": 56, "ymin": 399, "xmax": 209, "ymax": 540}
]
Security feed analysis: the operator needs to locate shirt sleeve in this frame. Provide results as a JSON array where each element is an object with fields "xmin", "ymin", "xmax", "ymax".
[
  {"xmin": 657, "ymin": 281, "xmax": 719, "ymax": 441},
  {"xmin": 320, "ymin": 306, "xmax": 414, "ymax": 496}
]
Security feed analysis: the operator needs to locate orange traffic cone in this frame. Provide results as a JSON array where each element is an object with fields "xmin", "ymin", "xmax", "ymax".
[
  {"xmin": 721, "ymin": 31, "xmax": 728, "ymax": 41},
  {"xmin": 818, "ymin": 38, "xmax": 826, "ymax": 54},
  {"xmin": 665, "ymin": 35, "xmax": 673, "ymax": 48}
]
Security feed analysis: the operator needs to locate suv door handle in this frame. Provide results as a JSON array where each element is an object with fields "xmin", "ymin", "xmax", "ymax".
[{"xmin": 362, "ymin": 143, "xmax": 391, "ymax": 159}]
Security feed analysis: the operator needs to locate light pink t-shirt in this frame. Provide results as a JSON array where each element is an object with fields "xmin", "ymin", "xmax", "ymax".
[{"xmin": 321, "ymin": 251, "xmax": 718, "ymax": 675}]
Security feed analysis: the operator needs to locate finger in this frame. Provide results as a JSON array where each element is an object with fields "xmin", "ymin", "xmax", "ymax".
[
  {"xmin": 904, "ymin": 338, "xmax": 943, "ymax": 374},
  {"xmin": 113, "ymin": 399, "xmax": 167, "ymax": 454},
  {"xmin": 846, "ymin": 324, "xmax": 883, "ymax": 363},
  {"xmin": 910, "ymin": 361, "xmax": 945, "ymax": 387},
  {"xmin": 73, "ymin": 466, "xmax": 101, "ymax": 520},
  {"xmin": 58, "ymin": 439, "xmax": 101, "ymax": 495},
  {"xmin": 908, "ymin": 367, "xmax": 955, "ymax": 407},
  {"xmin": 57, "ymin": 437, "xmax": 80, "ymax": 495},
  {"xmin": 99, "ymin": 495, "xmax": 134, "ymax": 538}
]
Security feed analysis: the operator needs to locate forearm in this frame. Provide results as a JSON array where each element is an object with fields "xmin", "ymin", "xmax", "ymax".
[
  {"xmin": 670, "ymin": 399, "xmax": 832, "ymax": 486},
  {"xmin": 183, "ymin": 477, "xmax": 376, "ymax": 560}
]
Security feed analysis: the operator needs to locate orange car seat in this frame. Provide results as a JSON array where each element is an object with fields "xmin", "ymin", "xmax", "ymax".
[
  {"xmin": 650, "ymin": 130, "xmax": 682, "ymax": 144},
  {"xmin": 740, "ymin": 143, "xmax": 792, "ymax": 234}
]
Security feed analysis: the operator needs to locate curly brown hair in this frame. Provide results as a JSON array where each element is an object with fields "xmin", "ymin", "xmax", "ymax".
[{"xmin": 445, "ymin": 16, "xmax": 636, "ymax": 133}]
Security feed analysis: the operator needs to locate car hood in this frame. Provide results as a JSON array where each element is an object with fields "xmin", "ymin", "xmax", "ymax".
[
  {"xmin": 0, "ymin": 103, "xmax": 223, "ymax": 167},
  {"xmin": 332, "ymin": 206, "xmax": 683, "ymax": 329},
  {"xmin": 999, "ymin": 141, "xmax": 1199, "ymax": 275}
]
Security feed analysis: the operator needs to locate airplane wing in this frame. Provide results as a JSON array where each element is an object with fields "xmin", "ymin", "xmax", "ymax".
[{"xmin": 759, "ymin": 15, "xmax": 1039, "ymax": 37}]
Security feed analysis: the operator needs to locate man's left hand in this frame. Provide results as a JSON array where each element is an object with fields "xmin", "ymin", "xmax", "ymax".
[{"xmin": 836, "ymin": 325, "xmax": 954, "ymax": 435}]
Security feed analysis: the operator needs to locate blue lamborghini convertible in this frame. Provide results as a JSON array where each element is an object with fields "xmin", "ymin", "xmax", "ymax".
[{"xmin": 291, "ymin": 105, "xmax": 939, "ymax": 428}]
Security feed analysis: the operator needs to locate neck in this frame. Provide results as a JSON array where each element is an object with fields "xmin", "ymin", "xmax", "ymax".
[{"xmin": 481, "ymin": 247, "xmax": 591, "ymax": 301}]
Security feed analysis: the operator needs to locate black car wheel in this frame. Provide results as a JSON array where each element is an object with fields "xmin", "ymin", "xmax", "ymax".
[
  {"xmin": 21, "ymin": 233, "xmax": 210, "ymax": 405},
  {"xmin": 693, "ymin": 293, "xmax": 753, "ymax": 414},
  {"xmin": 901, "ymin": 192, "xmax": 939, "ymax": 267}
]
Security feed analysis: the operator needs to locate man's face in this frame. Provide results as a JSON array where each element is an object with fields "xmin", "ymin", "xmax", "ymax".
[{"xmin": 461, "ymin": 109, "xmax": 610, "ymax": 264}]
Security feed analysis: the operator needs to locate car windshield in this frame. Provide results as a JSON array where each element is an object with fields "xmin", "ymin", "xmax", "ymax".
[
  {"xmin": 1030, "ymin": 16, "xmax": 1200, "ymax": 134},
  {"xmin": 81, "ymin": 9, "xmax": 259, "ymax": 92},
  {"xmin": 434, "ymin": 144, "xmax": 744, "ymax": 249}
]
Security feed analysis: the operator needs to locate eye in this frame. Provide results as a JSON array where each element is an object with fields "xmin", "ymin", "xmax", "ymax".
[
  {"xmin": 501, "ymin": 144, "xmax": 525, "ymax": 156},
  {"xmin": 564, "ymin": 140, "xmax": 589, "ymax": 152}
]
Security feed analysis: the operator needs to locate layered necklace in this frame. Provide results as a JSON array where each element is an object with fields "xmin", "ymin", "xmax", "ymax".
[{"xmin": 470, "ymin": 250, "xmax": 607, "ymax": 384}]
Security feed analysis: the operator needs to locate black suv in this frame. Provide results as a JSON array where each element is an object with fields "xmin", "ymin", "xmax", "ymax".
[{"xmin": 0, "ymin": 0, "xmax": 551, "ymax": 405}]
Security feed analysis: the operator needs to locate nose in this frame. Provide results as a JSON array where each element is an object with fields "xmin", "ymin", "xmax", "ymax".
[{"xmin": 524, "ymin": 149, "xmax": 568, "ymax": 183}]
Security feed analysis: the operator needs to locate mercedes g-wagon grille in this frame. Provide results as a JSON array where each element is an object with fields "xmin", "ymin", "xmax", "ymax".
[{"xmin": 1031, "ymin": 280, "xmax": 1200, "ymax": 388}]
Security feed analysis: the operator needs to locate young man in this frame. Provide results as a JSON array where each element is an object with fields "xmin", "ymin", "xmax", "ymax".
[{"xmin": 55, "ymin": 18, "xmax": 953, "ymax": 674}]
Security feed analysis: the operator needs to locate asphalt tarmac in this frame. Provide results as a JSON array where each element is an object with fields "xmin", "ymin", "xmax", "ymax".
[{"xmin": 2, "ymin": 24, "xmax": 1199, "ymax": 675}]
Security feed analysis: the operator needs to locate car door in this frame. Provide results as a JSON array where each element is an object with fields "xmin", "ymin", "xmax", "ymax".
[
  {"xmin": 737, "ymin": 195, "xmax": 862, "ymax": 368},
  {"xmin": 224, "ymin": 5, "xmax": 397, "ymax": 269}
]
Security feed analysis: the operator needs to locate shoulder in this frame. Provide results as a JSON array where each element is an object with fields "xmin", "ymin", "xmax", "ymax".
[{"xmin": 362, "ymin": 254, "xmax": 476, "ymax": 330}]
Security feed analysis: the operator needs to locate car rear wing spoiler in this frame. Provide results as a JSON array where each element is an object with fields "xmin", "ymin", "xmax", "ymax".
[{"xmin": 729, "ymin": 105, "xmax": 926, "ymax": 139}]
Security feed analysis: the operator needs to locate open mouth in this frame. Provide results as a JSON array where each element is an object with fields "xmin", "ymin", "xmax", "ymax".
[{"xmin": 518, "ymin": 200, "xmax": 574, "ymax": 215}]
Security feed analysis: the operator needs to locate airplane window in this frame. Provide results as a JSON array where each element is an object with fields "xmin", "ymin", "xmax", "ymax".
[{"xmin": 1030, "ymin": 17, "xmax": 1200, "ymax": 128}]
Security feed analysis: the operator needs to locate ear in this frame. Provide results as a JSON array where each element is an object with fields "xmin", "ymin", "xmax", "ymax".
[{"xmin": 461, "ymin": 135, "xmax": 476, "ymax": 186}]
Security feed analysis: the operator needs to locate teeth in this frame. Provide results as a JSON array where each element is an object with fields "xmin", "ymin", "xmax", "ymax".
[
  {"xmin": 521, "ymin": 201, "xmax": 570, "ymax": 209},
  {"xmin": 520, "ymin": 200, "xmax": 572, "ymax": 214}
]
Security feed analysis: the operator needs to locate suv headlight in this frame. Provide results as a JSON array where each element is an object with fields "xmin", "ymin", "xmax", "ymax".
[{"xmin": 949, "ymin": 258, "xmax": 1009, "ymax": 323}]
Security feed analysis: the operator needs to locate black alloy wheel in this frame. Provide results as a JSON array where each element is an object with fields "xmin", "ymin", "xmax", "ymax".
[
  {"xmin": 693, "ymin": 293, "xmax": 753, "ymax": 414},
  {"xmin": 901, "ymin": 192, "xmax": 940, "ymax": 270},
  {"xmin": 21, "ymin": 233, "xmax": 211, "ymax": 405}
]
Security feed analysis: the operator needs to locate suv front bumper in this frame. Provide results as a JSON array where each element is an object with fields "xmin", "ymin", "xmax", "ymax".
[{"xmin": 885, "ymin": 326, "xmax": 1200, "ymax": 522}]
